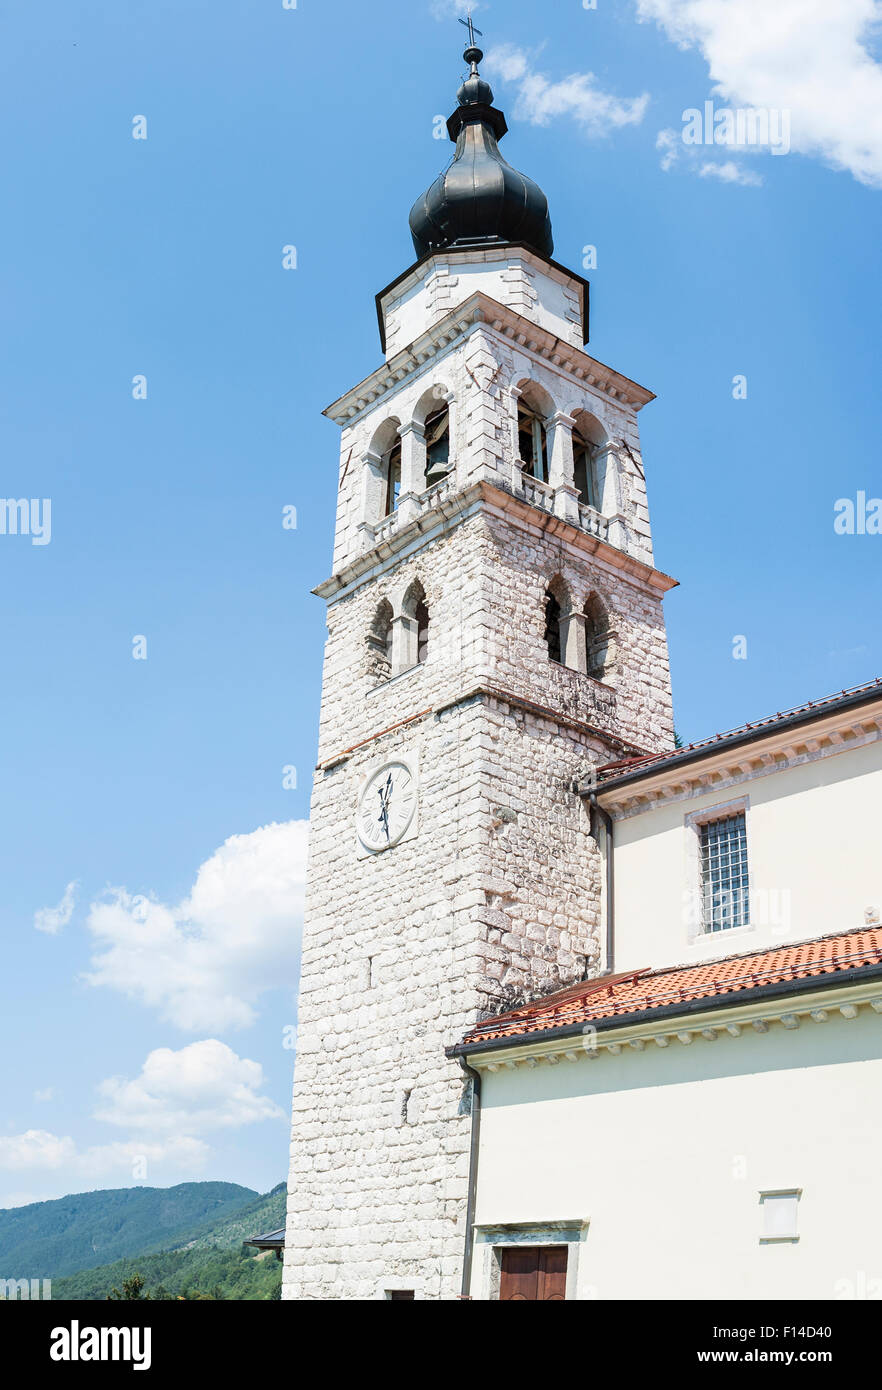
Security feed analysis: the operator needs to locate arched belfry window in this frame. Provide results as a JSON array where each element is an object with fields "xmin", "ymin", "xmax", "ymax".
[
  {"xmin": 424, "ymin": 406, "xmax": 450, "ymax": 489},
  {"xmin": 518, "ymin": 404, "xmax": 549, "ymax": 483},
  {"xmin": 384, "ymin": 439, "xmax": 402, "ymax": 517},
  {"xmin": 416, "ymin": 600, "xmax": 430, "ymax": 664},
  {"xmin": 573, "ymin": 436, "xmax": 599, "ymax": 510},
  {"xmin": 584, "ymin": 594, "xmax": 612, "ymax": 682},
  {"xmin": 544, "ymin": 590, "xmax": 563, "ymax": 664},
  {"xmin": 572, "ymin": 413, "xmax": 606, "ymax": 511},
  {"xmin": 368, "ymin": 599, "xmax": 394, "ymax": 683},
  {"xmin": 402, "ymin": 580, "xmax": 430, "ymax": 670}
]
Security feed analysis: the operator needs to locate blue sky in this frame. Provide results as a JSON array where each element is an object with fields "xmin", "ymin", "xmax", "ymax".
[{"xmin": 2, "ymin": 0, "xmax": 880, "ymax": 1206}]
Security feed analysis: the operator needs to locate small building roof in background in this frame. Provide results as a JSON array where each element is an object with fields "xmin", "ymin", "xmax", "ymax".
[{"xmin": 245, "ymin": 1227, "xmax": 285, "ymax": 1251}]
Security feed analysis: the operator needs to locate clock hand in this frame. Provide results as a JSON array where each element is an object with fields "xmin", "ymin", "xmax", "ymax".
[
  {"xmin": 376, "ymin": 775, "xmax": 396, "ymax": 840},
  {"xmin": 382, "ymin": 773, "xmax": 395, "ymax": 838}
]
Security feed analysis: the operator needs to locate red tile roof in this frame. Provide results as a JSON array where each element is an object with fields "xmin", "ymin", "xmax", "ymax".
[{"xmin": 460, "ymin": 928, "xmax": 882, "ymax": 1047}]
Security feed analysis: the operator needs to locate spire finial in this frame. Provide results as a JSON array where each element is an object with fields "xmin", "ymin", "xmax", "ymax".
[
  {"xmin": 408, "ymin": 13, "xmax": 554, "ymax": 261},
  {"xmin": 458, "ymin": 10, "xmax": 484, "ymax": 70}
]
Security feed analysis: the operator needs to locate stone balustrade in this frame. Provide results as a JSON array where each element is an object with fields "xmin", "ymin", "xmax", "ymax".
[{"xmin": 365, "ymin": 471, "xmax": 614, "ymax": 552}]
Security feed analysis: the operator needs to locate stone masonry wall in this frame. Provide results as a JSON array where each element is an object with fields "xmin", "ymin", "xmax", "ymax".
[
  {"xmin": 317, "ymin": 504, "xmax": 673, "ymax": 771},
  {"xmin": 286, "ymin": 272, "xmax": 674, "ymax": 1299},
  {"xmin": 283, "ymin": 694, "xmax": 608, "ymax": 1299},
  {"xmin": 284, "ymin": 503, "xmax": 671, "ymax": 1298}
]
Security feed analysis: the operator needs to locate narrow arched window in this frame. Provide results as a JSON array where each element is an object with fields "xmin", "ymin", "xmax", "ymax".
[
  {"xmin": 584, "ymin": 595, "xmax": 611, "ymax": 681},
  {"xmin": 384, "ymin": 440, "xmax": 402, "ymax": 517},
  {"xmin": 424, "ymin": 406, "xmax": 450, "ymax": 489},
  {"xmin": 368, "ymin": 600, "xmax": 394, "ymax": 683},
  {"xmin": 416, "ymin": 600, "xmax": 430, "ymax": 664},
  {"xmin": 573, "ymin": 436, "xmax": 599, "ymax": 509},
  {"xmin": 402, "ymin": 580, "xmax": 429, "ymax": 671},
  {"xmin": 518, "ymin": 404, "xmax": 549, "ymax": 482},
  {"xmin": 544, "ymin": 591, "xmax": 562, "ymax": 663}
]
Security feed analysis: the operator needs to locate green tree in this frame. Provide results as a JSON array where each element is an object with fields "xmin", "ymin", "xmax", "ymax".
[{"xmin": 107, "ymin": 1272, "xmax": 151, "ymax": 1301}]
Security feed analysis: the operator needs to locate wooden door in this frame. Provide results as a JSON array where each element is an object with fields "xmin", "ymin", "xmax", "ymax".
[{"xmin": 499, "ymin": 1245, "xmax": 567, "ymax": 1300}]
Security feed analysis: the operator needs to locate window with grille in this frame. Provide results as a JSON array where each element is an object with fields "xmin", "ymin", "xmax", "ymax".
[{"xmin": 700, "ymin": 812, "xmax": 749, "ymax": 931}]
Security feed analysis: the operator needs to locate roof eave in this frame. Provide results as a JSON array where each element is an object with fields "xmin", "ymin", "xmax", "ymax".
[
  {"xmin": 447, "ymin": 959, "xmax": 882, "ymax": 1059},
  {"xmin": 590, "ymin": 681, "xmax": 882, "ymax": 799}
]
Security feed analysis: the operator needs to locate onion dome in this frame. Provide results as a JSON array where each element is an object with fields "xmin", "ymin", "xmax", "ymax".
[{"xmin": 409, "ymin": 41, "xmax": 554, "ymax": 261}]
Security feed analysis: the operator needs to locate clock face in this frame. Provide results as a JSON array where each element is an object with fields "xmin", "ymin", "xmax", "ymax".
[{"xmin": 357, "ymin": 761, "xmax": 417, "ymax": 852}]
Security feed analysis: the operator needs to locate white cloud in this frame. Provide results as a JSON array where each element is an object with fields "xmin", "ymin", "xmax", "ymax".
[
  {"xmin": 430, "ymin": 0, "xmax": 481, "ymax": 19},
  {"xmin": 33, "ymin": 1087, "xmax": 54, "ymax": 1103},
  {"xmin": 0, "ymin": 1130, "xmax": 206, "ymax": 1181},
  {"xmin": 656, "ymin": 126, "xmax": 680, "ymax": 171},
  {"xmin": 83, "ymin": 821, "xmax": 309, "ymax": 1032},
  {"xmin": 34, "ymin": 881, "xmax": 77, "ymax": 935},
  {"xmin": 0, "ymin": 1129, "xmax": 75, "ymax": 1171},
  {"xmin": 655, "ymin": 121, "xmax": 767, "ymax": 182},
  {"xmin": 94, "ymin": 1040, "xmax": 284, "ymax": 1134},
  {"xmin": 0, "ymin": 1040, "xmax": 282, "ymax": 1203},
  {"xmin": 699, "ymin": 159, "xmax": 764, "ymax": 187},
  {"xmin": 484, "ymin": 44, "xmax": 650, "ymax": 136},
  {"xmin": 638, "ymin": 0, "xmax": 882, "ymax": 187}
]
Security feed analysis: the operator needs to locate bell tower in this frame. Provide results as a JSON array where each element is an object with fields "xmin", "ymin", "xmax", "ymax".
[{"xmin": 283, "ymin": 33, "xmax": 676, "ymax": 1301}]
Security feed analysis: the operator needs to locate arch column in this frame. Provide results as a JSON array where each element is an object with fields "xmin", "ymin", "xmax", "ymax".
[
  {"xmin": 396, "ymin": 421, "xmax": 427, "ymax": 524},
  {"xmin": 548, "ymin": 411, "xmax": 580, "ymax": 523},
  {"xmin": 592, "ymin": 442, "xmax": 632, "ymax": 552},
  {"xmin": 507, "ymin": 386, "xmax": 524, "ymax": 490},
  {"xmin": 390, "ymin": 613, "xmax": 419, "ymax": 676},
  {"xmin": 438, "ymin": 389, "xmax": 456, "ymax": 485},
  {"xmin": 358, "ymin": 448, "xmax": 385, "ymax": 546},
  {"xmin": 560, "ymin": 609, "xmax": 588, "ymax": 674},
  {"xmin": 593, "ymin": 442, "xmax": 622, "ymax": 516}
]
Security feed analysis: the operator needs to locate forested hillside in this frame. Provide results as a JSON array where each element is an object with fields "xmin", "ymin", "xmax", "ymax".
[{"xmin": 0, "ymin": 1181, "xmax": 260, "ymax": 1279}]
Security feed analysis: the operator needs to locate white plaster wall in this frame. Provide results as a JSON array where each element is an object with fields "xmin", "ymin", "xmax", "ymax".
[
  {"xmin": 610, "ymin": 737, "xmax": 882, "ymax": 973},
  {"xmin": 382, "ymin": 252, "xmax": 584, "ymax": 358},
  {"xmin": 473, "ymin": 1009, "xmax": 882, "ymax": 1300}
]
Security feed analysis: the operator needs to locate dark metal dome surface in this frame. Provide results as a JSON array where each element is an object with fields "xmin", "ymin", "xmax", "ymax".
[{"xmin": 409, "ymin": 44, "xmax": 554, "ymax": 261}]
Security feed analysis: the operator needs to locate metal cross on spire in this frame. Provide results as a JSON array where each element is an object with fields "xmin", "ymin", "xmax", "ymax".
[{"xmin": 458, "ymin": 11, "xmax": 483, "ymax": 49}]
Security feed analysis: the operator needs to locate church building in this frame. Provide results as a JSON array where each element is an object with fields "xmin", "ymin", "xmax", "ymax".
[{"xmin": 282, "ymin": 34, "xmax": 882, "ymax": 1302}]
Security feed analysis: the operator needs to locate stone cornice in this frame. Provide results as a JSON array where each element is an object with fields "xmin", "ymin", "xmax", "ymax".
[
  {"xmin": 317, "ymin": 679, "xmax": 648, "ymax": 773},
  {"xmin": 314, "ymin": 482, "xmax": 485, "ymax": 600},
  {"xmin": 323, "ymin": 291, "xmax": 655, "ymax": 428},
  {"xmin": 480, "ymin": 483, "xmax": 677, "ymax": 596},
  {"xmin": 313, "ymin": 481, "xmax": 677, "ymax": 604},
  {"xmin": 453, "ymin": 974, "xmax": 882, "ymax": 1071}
]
